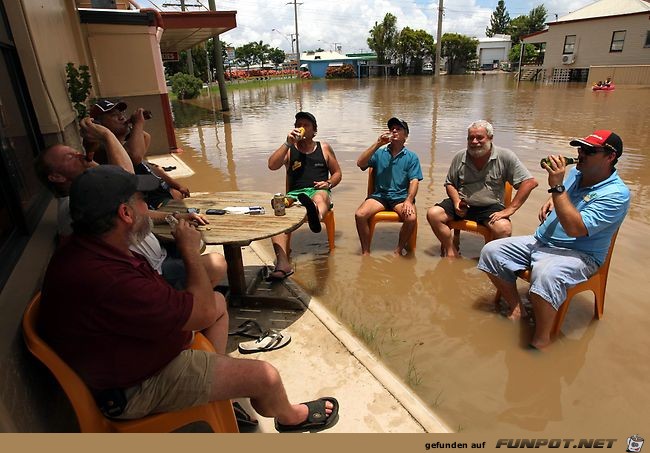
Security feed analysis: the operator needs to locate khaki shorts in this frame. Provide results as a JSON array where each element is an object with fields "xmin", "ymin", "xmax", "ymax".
[{"xmin": 117, "ymin": 349, "xmax": 216, "ymax": 419}]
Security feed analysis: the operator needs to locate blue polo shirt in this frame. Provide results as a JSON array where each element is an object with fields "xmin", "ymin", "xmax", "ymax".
[
  {"xmin": 367, "ymin": 145, "xmax": 423, "ymax": 203},
  {"xmin": 535, "ymin": 167, "xmax": 630, "ymax": 265}
]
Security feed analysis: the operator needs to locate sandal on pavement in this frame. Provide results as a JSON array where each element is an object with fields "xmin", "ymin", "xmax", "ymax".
[
  {"xmin": 265, "ymin": 268, "xmax": 295, "ymax": 282},
  {"xmin": 238, "ymin": 330, "xmax": 291, "ymax": 354},
  {"xmin": 275, "ymin": 397, "xmax": 339, "ymax": 433},
  {"xmin": 297, "ymin": 193, "xmax": 321, "ymax": 233},
  {"xmin": 233, "ymin": 401, "xmax": 258, "ymax": 427},
  {"xmin": 228, "ymin": 320, "xmax": 264, "ymax": 338}
]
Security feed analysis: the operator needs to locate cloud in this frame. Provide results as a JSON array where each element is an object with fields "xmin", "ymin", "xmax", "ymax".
[{"xmin": 148, "ymin": 0, "xmax": 595, "ymax": 52}]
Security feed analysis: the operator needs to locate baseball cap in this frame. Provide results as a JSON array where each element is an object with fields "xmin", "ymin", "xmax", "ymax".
[
  {"xmin": 89, "ymin": 99, "xmax": 128, "ymax": 119},
  {"xmin": 295, "ymin": 111, "xmax": 317, "ymax": 129},
  {"xmin": 70, "ymin": 165, "xmax": 159, "ymax": 227},
  {"xmin": 570, "ymin": 130, "xmax": 623, "ymax": 157},
  {"xmin": 387, "ymin": 117, "xmax": 409, "ymax": 135}
]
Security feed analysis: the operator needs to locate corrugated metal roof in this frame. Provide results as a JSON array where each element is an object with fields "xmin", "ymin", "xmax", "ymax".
[{"xmin": 556, "ymin": 0, "xmax": 650, "ymax": 23}]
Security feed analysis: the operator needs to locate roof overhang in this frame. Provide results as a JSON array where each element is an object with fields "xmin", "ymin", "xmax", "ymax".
[{"xmin": 158, "ymin": 11, "xmax": 237, "ymax": 52}]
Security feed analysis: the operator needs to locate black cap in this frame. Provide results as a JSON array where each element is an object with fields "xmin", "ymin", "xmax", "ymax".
[
  {"xmin": 295, "ymin": 111, "xmax": 317, "ymax": 129},
  {"xmin": 387, "ymin": 117, "xmax": 409, "ymax": 135},
  {"xmin": 70, "ymin": 165, "xmax": 159, "ymax": 227},
  {"xmin": 89, "ymin": 99, "xmax": 127, "ymax": 118}
]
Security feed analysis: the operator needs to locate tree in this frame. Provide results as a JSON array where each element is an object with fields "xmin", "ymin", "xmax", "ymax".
[
  {"xmin": 508, "ymin": 43, "xmax": 537, "ymax": 63},
  {"xmin": 268, "ymin": 48, "xmax": 286, "ymax": 66},
  {"xmin": 367, "ymin": 13, "xmax": 398, "ymax": 64},
  {"xmin": 441, "ymin": 33, "xmax": 478, "ymax": 75},
  {"xmin": 395, "ymin": 27, "xmax": 435, "ymax": 74},
  {"xmin": 234, "ymin": 43, "xmax": 257, "ymax": 70},
  {"xmin": 486, "ymin": 0, "xmax": 511, "ymax": 37},
  {"xmin": 508, "ymin": 5, "xmax": 548, "ymax": 43}
]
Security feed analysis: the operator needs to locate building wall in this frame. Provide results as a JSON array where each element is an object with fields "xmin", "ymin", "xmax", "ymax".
[
  {"xmin": 589, "ymin": 65, "xmax": 650, "ymax": 85},
  {"xmin": 528, "ymin": 13, "xmax": 650, "ymax": 71},
  {"xmin": 477, "ymin": 40, "xmax": 511, "ymax": 66}
]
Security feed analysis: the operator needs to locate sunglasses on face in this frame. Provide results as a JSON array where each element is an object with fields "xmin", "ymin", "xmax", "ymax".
[{"xmin": 579, "ymin": 145, "xmax": 614, "ymax": 156}]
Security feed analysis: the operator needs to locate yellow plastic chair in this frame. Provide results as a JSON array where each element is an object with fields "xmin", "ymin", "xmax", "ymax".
[
  {"xmin": 286, "ymin": 179, "xmax": 336, "ymax": 250},
  {"xmin": 22, "ymin": 293, "xmax": 239, "ymax": 433},
  {"xmin": 493, "ymin": 229, "xmax": 619, "ymax": 337},
  {"xmin": 448, "ymin": 182, "xmax": 513, "ymax": 249},
  {"xmin": 366, "ymin": 167, "xmax": 417, "ymax": 251}
]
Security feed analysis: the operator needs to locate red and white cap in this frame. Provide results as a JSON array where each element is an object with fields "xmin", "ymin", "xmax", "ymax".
[{"xmin": 569, "ymin": 130, "xmax": 623, "ymax": 157}]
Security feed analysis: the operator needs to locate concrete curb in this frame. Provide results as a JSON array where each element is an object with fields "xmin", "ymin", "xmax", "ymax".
[{"xmin": 248, "ymin": 243, "xmax": 453, "ymax": 433}]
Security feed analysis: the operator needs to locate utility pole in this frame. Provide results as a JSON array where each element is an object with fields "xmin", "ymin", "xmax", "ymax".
[
  {"xmin": 435, "ymin": 0, "xmax": 443, "ymax": 77},
  {"xmin": 289, "ymin": 1, "xmax": 301, "ymax": 72},
  {"xmin": 208, "ymin": 0, "xmax": 229, "ymax": 111},
  {"xmin": 180, "ymin": 0, "xmax": 194, "ymax": 75}
]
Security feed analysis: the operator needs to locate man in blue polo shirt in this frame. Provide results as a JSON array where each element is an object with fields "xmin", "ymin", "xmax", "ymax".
[
  {"xmin": 478, "ymin": 130, "xmax": 630, "ymax": 349},
  {"xmin": 355, "ymin": 117, "xmax": 423, "ymax": 256}
]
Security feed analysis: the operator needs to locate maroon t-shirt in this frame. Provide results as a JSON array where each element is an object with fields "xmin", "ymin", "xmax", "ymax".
[{"xmin": 40, "ymin": 235, "xmax": 194, "ymax": 390}]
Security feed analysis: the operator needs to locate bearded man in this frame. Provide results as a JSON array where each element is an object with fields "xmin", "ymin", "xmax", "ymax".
[{"xmin": 427, "ymin": 120, "xmax": 538, "ymax": 257}]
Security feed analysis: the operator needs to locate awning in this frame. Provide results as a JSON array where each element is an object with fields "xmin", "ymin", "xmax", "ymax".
[{"xmin": 158, "ymin": 11, "xmax": 237, "ymax": 52}]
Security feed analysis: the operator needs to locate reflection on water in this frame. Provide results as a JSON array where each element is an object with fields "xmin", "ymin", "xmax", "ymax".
[{"xmin": 171, "ymin": 75, "xmax": 650, "ymax": 432}]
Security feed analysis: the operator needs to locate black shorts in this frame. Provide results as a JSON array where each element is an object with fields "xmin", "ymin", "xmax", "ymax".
[
  {"xmin": 368, "ymin": 195, "xmax": 413, "ymax": 211},
  {"xmin": 436, "ymin": 198, "xmax": 507, "ymax": 225}
]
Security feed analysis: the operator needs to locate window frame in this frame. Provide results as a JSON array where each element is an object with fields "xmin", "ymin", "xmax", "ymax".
[
  {"xmin": 563, "ymin": 35, "xmax": 576, "ymax": 54},
  {"xmin": 609, "ymin": 30, "xmax": 626, "ymax": 53},
  {"xmin": 644, "ymin": 30, "xmax": 650, "ymax": 48}
]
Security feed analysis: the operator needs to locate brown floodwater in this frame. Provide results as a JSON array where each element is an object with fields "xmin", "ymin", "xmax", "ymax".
[{"xmin": 170, "ymin": 75, "xmax": 650, "ymax": 433}]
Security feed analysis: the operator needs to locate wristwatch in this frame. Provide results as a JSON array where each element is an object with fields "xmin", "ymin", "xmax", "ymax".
[{"xmin": 548, "ymin": 184, "xmax": 566, "ymax": 194}]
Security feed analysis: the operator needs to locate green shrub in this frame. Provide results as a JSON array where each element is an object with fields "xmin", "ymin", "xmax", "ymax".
[
  {"xmin": 65, "ymin": 63, "xmax": 92, "ymax": 119},
  {"xmin": 169, "ymin": 72, "xmax": 204, "ymax": 99},
  {"xmin": 325, "ymin": 64, "xmax": 356, "ymax": 79}
]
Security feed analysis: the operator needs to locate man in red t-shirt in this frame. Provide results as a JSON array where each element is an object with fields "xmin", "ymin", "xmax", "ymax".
[{"xmin": 40, "ymin": 165, "xmax": 338, "ymax": 431}]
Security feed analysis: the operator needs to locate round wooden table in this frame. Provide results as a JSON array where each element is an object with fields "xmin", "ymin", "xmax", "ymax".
[{"xmin": 152, "ymin": 191, "xmax": 306, "ymax": 304}]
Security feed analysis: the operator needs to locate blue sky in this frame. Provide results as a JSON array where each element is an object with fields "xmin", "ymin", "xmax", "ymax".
[{"xmin": 144, "ymin": 0, "xmax": 596, "ymax": 52}]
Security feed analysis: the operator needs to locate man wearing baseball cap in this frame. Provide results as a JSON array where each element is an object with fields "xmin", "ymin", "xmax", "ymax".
[
  {"xmin": 40, "ymin": 165, "xmax": 339, "ymax": 431},
  {"xmin": 478, "ymin": 129, "xmax": 630, "ymax": 349},
  {"xmin": 267, "ymin": 111, "xmax": 342, "ymax": 280},
  {"xmin": 355, "ymin": 116, "xmax": 423, "ymax": 256}
]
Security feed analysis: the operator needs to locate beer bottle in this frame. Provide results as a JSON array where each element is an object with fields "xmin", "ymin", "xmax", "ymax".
[{"xmin": 540, "ymin": 156, "xmax": 578, "ymax": 168}]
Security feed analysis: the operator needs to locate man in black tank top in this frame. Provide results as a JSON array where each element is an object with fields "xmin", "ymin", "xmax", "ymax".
[{"xmin": 267, "ymin": 112, "xmax": 342, "ymax": 280}]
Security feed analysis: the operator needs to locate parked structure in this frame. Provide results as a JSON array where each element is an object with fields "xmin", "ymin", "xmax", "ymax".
[
  {"xmin": 522, "ymin": 0, "xmax": 650, "ymax": 84},
  {"xmin": 476, "ymin": 34, "xmax": 512, "ymax": 70},
  {"xmin": 299, "ymin": 51, "xmax": 377, "ymax": 78},
  {"xmin": 0, "ymin": 0, "xmax": 235, "ymax": 431}
]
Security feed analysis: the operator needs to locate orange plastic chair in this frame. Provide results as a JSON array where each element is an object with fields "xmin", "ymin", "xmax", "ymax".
[
  {"xmin": 366, "ymin": 167, "xmax": 417, "ymax": 251},
  {"xmin": 286, "ymin": 179, "xmax": 336, "ymax": 250},
  {"xmin": 448, "ymin": 182, "xmax": 513, "ymax": 249},
  {"xmin": 22, "ymin": 293, "xmax": 239, "ymax": 433},
  {"xmin": 493, "ymin": 229, "xmax": 619, "ymax": 337}
]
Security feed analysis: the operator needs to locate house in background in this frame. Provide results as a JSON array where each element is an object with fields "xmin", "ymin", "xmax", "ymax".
[
  {"xmin": 299, "ymin": 51, "xmax": 376, "ymax": 78},
  {"xmin": 476, "ymin": 34, "xmax": 512, "ymax": 70},
  {"xmin": 522, "ymin": 0, "xmax": 650, "ymax": 84}
]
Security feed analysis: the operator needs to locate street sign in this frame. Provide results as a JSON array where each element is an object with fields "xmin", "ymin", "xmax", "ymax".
[{"xmin": 161, "ymin": 51, "xmax": 179, "ymax": 62}]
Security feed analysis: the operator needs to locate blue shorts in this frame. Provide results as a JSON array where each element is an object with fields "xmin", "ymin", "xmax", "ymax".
[{"xmin": 477, "ymin": 235, "xmax": 599, "ymax": 310}]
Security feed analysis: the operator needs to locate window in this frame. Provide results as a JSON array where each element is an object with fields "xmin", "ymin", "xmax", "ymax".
[
  {"xmin": 610, "ymin": 30, "xmax": 626, "ymax": 52},
  {"xmin": 563, "ymin": 35, "xmax": 576, "ymax": 54},
  {"xmin": 645, "ymin": 31, "xmax": 650, "ymax": 48}
]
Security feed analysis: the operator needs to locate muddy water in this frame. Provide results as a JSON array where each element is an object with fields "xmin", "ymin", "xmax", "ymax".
[{"xmin": 171, "ymin": 75, "xmax": 650, "ymax": 433}]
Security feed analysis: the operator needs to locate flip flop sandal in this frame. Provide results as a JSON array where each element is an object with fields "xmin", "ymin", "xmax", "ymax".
[
  {"xmin": 265, "ymin": 268, "xmax": 295, "ymax": 282},
  {"xmin": 275, "ymin": 396, "xmax": 339, "ymax": 433},
  {"xmin": 232, "ymin": 401, "xmax": 258, "ymax": 427},
  {"xmin": 228, "ymin": 320, "xmax": 264, "ymax": 338},
  {"xmin": 238, "ymin": 330, "xmax": 291, "ymax": 354},
  {"xmin": 297, "ymin": 193, "xmax": 322, "ymax": 233}
]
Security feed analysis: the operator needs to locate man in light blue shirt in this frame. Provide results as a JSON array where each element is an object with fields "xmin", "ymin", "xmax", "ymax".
[
  {"xmin": 355, "ymin": 117, "xmax": 423, "ymax": 256},
  {"xmin": 478, "ymin": 130, "xmax": 630, "ymax": 349}
]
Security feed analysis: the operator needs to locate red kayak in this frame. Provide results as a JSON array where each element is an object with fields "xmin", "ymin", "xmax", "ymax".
[{"xmin": 592, "ymin": 84, "xmax": 615, "ymax": 91}]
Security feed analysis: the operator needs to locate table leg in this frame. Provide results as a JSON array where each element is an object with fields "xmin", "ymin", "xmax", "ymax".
[{"xmin": 221, "ymin": 244, "xmax": 304, "ymax": 310}]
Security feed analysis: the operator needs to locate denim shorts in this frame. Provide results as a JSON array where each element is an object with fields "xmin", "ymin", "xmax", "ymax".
[{"xmin": 477, "ymin": 235, "xmax": 599, "ymax": 310}]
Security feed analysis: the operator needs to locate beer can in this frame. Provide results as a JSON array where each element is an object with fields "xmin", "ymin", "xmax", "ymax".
[{"xmin": 272, "ymin": 193, "xmax": 286, "ymax": 216}]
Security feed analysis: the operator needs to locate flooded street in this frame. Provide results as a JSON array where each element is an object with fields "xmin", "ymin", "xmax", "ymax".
[{"xmin": 170, "ymin": 75, "xmax": 650, "ymax": 433}]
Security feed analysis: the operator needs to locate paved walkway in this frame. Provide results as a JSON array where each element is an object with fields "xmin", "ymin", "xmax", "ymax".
[{"xmin": 211, "ymin": 242, "xmax": 451, "ymax": 433}]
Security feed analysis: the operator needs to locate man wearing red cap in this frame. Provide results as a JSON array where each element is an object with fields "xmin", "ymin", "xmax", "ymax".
[{"xmin": 478, "ymin": 130, "xmax": 630, "ymax": 349}]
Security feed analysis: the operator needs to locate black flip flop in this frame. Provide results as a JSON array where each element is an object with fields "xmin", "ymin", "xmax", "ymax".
[
  {"xmin": 275, "ymin": 396, "xmax": 339, "ymax": 433},
  {"xmin": 297, "ymin": 193, "xmax": 322, "ymax": 233},
  {"xmin": 228, "ymin": 320, "xmax": 264, "ymax": 338},
  {"xmin": 265, "ymin": 268, "xmax": 295, "ymax": 282},
  {"xmin": 233, "ymin": 401, "xmax": 258, "ymax": 427}
]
